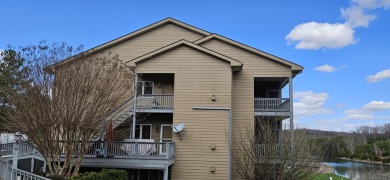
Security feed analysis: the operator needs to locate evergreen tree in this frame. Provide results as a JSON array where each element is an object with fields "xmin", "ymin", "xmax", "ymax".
[{"xmin": 0, "ymin": 49, "xmax": 29, "ymax": 131}]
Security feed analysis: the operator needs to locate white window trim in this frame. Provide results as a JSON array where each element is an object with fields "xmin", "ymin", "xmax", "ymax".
[
  {"xmin": 138, "ymin": 81, "xmax": 154, "ymax": 95},
  {"xmin": 132, "ymin": 124, "xmax": 152, "ymax": 140}
]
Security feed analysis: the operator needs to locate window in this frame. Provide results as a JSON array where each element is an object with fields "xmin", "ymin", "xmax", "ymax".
[
  {"xmin": 137, "ymin": 81, "xmax": 154, "ymax": 95},
  {"xmin": 133, "ymin": 124, "xmax": 152, "ymax": 139},
  {"xmin": 267, "ymin": 90, "xmax": 279, "ymax": 98}
]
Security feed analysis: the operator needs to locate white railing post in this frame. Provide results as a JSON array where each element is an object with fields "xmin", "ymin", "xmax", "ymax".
[
  {"xmin": 12, "ymin": 132, "xmax": 22, "ymax": 170},
  {"xmin": 165, "ymin": 143, "xmax": 170, "ymax": 159},
  {"xmin": 135, "ymin": 142, "xmax": 138, "ymax": 157}
]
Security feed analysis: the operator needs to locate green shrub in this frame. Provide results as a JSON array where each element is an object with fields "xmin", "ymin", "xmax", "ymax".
[
  {"xmin": 382, "ymin": 157, "xmax": 390, "ymax": 163},
  {"xmin": 68, "ymin": 169, "xmax": 128, "ymax": 180},
  {"xmin": 48, "ymin": 175, "xmax": 66, "ymax": 180},
  {"xmin": 371, "ymin": 155, "xmax": 382, "ymax": 162}
]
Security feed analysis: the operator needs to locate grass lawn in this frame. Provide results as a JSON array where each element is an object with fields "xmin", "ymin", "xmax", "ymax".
[{"xmin": 310, "ymin": 173, "xmax": 350, "ymax": 180}]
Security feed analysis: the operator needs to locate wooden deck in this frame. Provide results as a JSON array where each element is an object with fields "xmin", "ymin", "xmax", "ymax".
[{"xmin": 0, "ymin": 141, "xmax": 175, "ymax": 169}]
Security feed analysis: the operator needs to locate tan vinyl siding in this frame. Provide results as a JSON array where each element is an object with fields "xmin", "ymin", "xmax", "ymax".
[
  {"xmin": 103, "ymin": 23, "xmax": 205, "ymax": 63},
  {"xmin": 136, "ymin": 46, "xmax": 232, "ymax": 180},
  {"xmin": 200, "ymin": 39, "xmax": 292, "ymax": 179}
]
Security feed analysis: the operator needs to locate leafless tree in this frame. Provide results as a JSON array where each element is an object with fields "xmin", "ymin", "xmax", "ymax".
[
  {"xmin": 1, "ymin": 42, "xmax": 133, "ymax": 176},
  {"xmin": 229, "ymin": 117, "xmax": 322, "ymax": 180}
]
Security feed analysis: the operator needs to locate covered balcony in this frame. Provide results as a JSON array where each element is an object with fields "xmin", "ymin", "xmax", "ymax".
[
  {"xmin": 134, "ymin": 73, "xmax": 174, "ymax": 113},
  {"xmin": 254, "ymin": 77, "xmax": 292, "ymax": 117}
]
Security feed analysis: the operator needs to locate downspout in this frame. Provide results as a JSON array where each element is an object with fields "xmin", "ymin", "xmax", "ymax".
[
  {"xmin": 192, "ymin": 107, "xmax": 232, "ymax": 180},
  {"xmin": 132, "ymin": 71, "xmax": 138, "ymax": 140}
]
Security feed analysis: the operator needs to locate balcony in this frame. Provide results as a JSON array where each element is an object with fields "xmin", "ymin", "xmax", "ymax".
[
  {"xmin": 1, "ymin": 140, "xmax": 175, "ymax": 170},
  {"xmin": 137, "ymin": 94, "xmax": 173, "ymax": 109},
  {"xmin": 255, "ymin": 144, "xmax": 282, "ymax": 158},
  {"xmin": 254, "ymin": 98, "xmax": 290, "ymax": 116},
  {"xmin": 86, "ymin": 141, "xmax": 174, "ymax": 159}
]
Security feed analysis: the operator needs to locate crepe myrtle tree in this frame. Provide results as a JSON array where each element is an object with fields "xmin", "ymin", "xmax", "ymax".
[
  {"xmin": 229, "ymin": 117, "xmax": 323, "ymax": 180},
  {"xmin": 1, "ymin": 41, "xmax": 133, "ymax": 176}
]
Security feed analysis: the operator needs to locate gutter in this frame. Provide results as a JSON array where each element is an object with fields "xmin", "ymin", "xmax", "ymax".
[{"xmin": 192, "ymin": 107, "xmax": 232, "ymax": 180}]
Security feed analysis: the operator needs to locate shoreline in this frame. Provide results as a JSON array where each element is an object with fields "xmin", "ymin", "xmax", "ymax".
[{"xmin": 338, "ymin": 157, "xmax": 390, "ymax": 165}]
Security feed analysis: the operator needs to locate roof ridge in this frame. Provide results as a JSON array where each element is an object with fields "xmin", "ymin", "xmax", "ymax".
[
  {"xmin": 48, "ymin": 18, "xmax": 211, "ymax": 70},
  {"xmin": 126, "ymin": 39, "xmax": 242, "ymax": 71},
  {"xmin": 194, "ymin": 34, "xmax": 303, "ymax": 71}
]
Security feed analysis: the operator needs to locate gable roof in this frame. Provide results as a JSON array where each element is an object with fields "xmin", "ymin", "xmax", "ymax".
[
  {"xmin": 47, "ymin": 18, "xmax": 302, "ymax": 75},
  {"xmin": 126, "ymin": 39, "xmax": 243, "ymax": 71},
  {"xmin": 194, "ymin": 34, "xmax": 303, "ymax": 74},
  {"xmin": 47, "ymin": 18, "xmax": 211, "ymax": 71}
]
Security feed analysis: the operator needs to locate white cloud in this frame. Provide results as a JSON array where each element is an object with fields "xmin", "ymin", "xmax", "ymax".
[
  {"xmin": 367, "ymin": 69, "xmax": 390, "ymax": 83},
  {"xmin": 342, "ymin": 100, "xmax": 390, "ymax": 120},
  {"xmin": 363, "ymin": 101, "xmax": 390, "ymax": 111},
  {"xmin": 342, "ymin": 109, "xmax": 375, "ymax": 120},
  {"xmin": 285, "ymin": 22, "xmax": 356, "ymax": 50},
  {"xmin": 314, "ymin": 64, "xmax": 336, "ymax": 72},
  {"xmin": 341, "ymin": 6, "xmax": 376, "ymax": 28},
  {"xmin": 286, "ymin": 0, "xmax": 390, "ymax": 50},
  {"xmin": 294, "ymin": 91, "xmax": 333, "ymax": 117},
  {"xmin": 314, "ymin": 64, "xmax": 348, "ymax": 73},
  {"xmin": 336, "ymin": 104, "xmax": 347, "ymax": 108}
]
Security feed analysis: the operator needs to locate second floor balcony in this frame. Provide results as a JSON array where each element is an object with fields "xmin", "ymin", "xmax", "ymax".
[
  {"xmin": 254, "ymin": 98, "xmax": 290, "ymax": 116},
  {"xmin": 137, "ymin": 94, "xmax": 174, "ymax": 109}
]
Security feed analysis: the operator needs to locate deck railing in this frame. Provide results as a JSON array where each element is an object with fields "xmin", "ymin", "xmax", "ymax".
[
  {"xmin": 0, "ymin": 141, "xmax": 34, "ymax": 156},
  {"xmin": 254, "ymin": 98, "xmax": 290, "ymax": 112},
  {"xmin": 84, "ymin": 141, "xmax": 175, "ymax": 159},
  {"xmin": 137, "ymin": 94, "xmax": 174, "ymax": 108},
  {"xmin": 11, "ymin": 168, "xmax": 50, "ymax": 180},
  {"xmin": 255, "ymin": 144, "xmax": 283, "ymax": 157},
  {"xmin": 2, "ymin": 140, "xmax": 174, "ymax": 160},
  {"xmin": 0, "ymin": 143, "xmax": 13, "ymax": 156}
]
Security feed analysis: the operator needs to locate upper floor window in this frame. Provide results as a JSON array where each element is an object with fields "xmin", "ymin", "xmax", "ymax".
[
  {"xmin": 133, "ymin": 124, "xmax": 152, "ymax": 139},
  {"xmin": 137, "ymin": 81, "xmax": 153, "ymax": 95}
]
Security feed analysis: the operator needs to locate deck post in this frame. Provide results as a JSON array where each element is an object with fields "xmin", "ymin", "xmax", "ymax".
[
  {"xmin": 42, "ymin": 160, "xmax": 46, "ymax": 173},
  {"xmin": 30, "ymin": 158, "xmax": 34, "ymax": 172},
  {"xmin": 132, "ymin": 72, "xmax": 138, "ymax": 140},
  {"xmin": 12, "ymin": 133, "xmax": 22, "ymax": 170},
  {"xmin": 103, "ymin": 140, "xmax": 108, "ymax": 158},
  {"xmin": 163, "ymin": 166, "xmax": 169, "ymax": 180},
  {"xmin": 289, "ymin": 76, "xmax": 294, "ymax": 150}
]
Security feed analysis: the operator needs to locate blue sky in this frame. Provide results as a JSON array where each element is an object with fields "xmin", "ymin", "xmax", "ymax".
[{"xmin": 1, "ymin": 0, "xmax": 389, "ymax": 132}]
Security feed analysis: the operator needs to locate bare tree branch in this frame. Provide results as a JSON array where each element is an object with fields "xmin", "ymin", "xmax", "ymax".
[{"xmin": 2, "ymin": 42, "xmax": 133, "ymax": 176}]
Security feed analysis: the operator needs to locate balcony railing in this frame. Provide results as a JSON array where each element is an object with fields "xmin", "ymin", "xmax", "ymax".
[
  {"xmin": 255, "ymin": 144, "xmax": 283, "ymax": 157},
  {"xmin": 0, "ymin": 141, "xmax": 34, "ymax": 156},
  {"xmin": 86, "ymin": 141, "xmax": 175, "ymax": 159},
  {"xmin": 1, "ymin": 140, "xmax": 175, "ymax": 160},
  {"xmin": 137, "ymin": 94, "xmax": 174, "ymax": 109},
  {"xmin": 254, "ymin": 98, "xmax": 290, "ymax": 112}
]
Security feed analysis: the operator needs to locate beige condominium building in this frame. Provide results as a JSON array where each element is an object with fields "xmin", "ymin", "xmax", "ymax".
[{"xmin": 0, "ymin": 18, "xmax": 303, "ymax": 180}]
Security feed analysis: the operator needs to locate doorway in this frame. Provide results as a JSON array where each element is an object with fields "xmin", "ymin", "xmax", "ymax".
[{"xmin": 160, "ymin": 124, "xmax": 173, "ymax": 154}]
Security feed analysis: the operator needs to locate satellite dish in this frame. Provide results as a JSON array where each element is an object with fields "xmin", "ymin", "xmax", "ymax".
[
  {"xmin": 172, "ymin": 123, "xmax": 185, "ymax": 133},
  {"xmin": 172, "ymin": 123, "xmax": 185, "ymax": 140}
]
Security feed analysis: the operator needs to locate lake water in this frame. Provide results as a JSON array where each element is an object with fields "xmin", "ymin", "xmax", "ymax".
[{"xmin": 324, "ymin": 158, "xmax": 390, "ymax": 180}]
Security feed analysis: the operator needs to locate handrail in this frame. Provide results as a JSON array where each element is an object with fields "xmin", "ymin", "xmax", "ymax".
[
  {"xmin": 254, "ymin": 98, "xmax": 290, "ymax": 112},
  {"xmin": 104, "ymin": 97, "xmax": 134, "ymax": 121},
  {"xmin": 137, "ymin": 94, "xmax": 174, "ymax": 108},
  {"xmin": 255, "ymin": 144, "xmax": 282, "ymax": 157},
  {"xmin": 0, "ymin": 141, "xmax": 35, "ymax": 156},
  {"xmin": 0, "ymin": 143, "xmax": 13, "ymax": 156},
  {"xmin": 11, "ymin": 167, "xmax": 50, "ymax": 180},
  {"xmin": 87, "ymin": 141, "xmax": 175, "ymax": 159}
]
